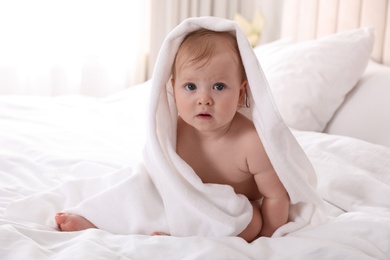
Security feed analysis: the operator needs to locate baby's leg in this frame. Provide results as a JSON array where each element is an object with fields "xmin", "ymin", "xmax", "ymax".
[
  {"xmin": 238, "ymin": 201, "xmax": 262, "ymax": 242},
  {"xmin": 55, "ymin": 212, "xmax": 97, "ymax": 232}
]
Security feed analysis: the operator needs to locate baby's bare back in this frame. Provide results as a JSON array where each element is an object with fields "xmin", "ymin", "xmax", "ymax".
[{"xmin": 176, "ymin": 113, "xmax": 264, "ymax": 200}]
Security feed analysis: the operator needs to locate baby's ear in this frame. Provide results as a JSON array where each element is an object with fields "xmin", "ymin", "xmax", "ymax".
[
  {"xmin": 238, "ymin": 80, "xmax": 248, "ymax": 106},
  {"xmin": 171, "ymin": 78, "xmax": 177, "ymax": 103}
]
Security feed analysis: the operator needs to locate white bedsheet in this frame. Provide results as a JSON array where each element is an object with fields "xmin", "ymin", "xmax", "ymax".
[{"xmin": 1, "ymin": 82, "xmax": 390, "ymax": 259}]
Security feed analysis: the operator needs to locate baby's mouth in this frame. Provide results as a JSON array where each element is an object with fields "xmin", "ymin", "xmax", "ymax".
[{"xmin": 197, "ymin": 113, "xmax": 212, "ymax": 119}]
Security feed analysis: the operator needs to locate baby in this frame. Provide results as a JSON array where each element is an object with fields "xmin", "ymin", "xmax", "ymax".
[{"xmin": 55, "ymin": 29, "xmax": 290, "ymax": 242}]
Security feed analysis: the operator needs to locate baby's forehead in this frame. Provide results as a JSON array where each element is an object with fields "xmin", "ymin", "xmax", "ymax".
[
  {"xmin": 178, "ymin": 42, "xmax": 237, "ymax": 59},
  {"xmin": 176, "ymin": 45, "xmax": 240, "ymax": 72},
  {"xmin": 177, "ymin": 33, "xmax": 239, "ymax": 61},
  {"xmin": 172, "ymin": 30, "xmax": 244, "ymax": 77},
  {"xmin": 179, "ymin": 31, "xmax": 236, "ymax": 53}
]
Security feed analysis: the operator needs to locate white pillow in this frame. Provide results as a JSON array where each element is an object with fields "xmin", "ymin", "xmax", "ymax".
[
  {"xmin": 254, "ymin": 28, "xmax": 374, "ymax": 131},
  {"xmin": 325, "ymin": 60, "xmax": 390, "ymax": 148}
]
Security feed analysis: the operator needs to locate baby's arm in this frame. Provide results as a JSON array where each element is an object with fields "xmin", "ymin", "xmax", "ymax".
[
  {"xmin": 237, "ymin": 201, "xmax": 262, "ymax": 242},
  {"xmin": 246, "ymin": 137, "xmax": 290, "ymax": 237},
  {"xmin": 254, "ymin": 169, "xmax": 289, "ymax": 237}
]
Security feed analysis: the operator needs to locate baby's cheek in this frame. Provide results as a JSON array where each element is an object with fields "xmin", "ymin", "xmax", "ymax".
[{"xmin": 221, "ymin": 101, "xmax": 240, "ymax": 116}]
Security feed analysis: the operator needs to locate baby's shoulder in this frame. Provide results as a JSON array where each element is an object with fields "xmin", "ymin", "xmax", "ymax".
[
  {"xmin": 233, "ymin": 113, "xmax": 258, "ymax": 137},
  {"xmin": 233, "ymin": 113, "xmax": 265, "ymax": 150}
]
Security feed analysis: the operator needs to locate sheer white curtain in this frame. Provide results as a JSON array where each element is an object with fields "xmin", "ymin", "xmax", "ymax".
[
  {"xmin": 147, "ymin": 0, "xmax": 285, "ymax": 77},
  {"xmin": 0, "ymin": 0, "xmax": 150, "ymax": 96},
  {"xmin": 148, "ymin": 0, "xmax": 258, "ymax": 77}
]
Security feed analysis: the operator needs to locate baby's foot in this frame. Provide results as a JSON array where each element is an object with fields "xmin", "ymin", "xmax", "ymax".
[
  {"xmin": 150, "ymin": 231, "xmax": 170, "ymax": 236},
  {"xmin": 55, "ymin": 212, "xmax": 96, "ymax": 232}
]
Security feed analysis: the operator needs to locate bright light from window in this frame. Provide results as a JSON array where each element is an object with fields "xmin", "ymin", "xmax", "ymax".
[{"xmin": 0, "ymin": 0, "xmax": 149, "ymax": 95}]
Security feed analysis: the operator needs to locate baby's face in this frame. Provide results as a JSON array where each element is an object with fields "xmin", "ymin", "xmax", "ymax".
[{"xmin": 173, "ymin": 45, "xmax": 246, "ymax": 133}]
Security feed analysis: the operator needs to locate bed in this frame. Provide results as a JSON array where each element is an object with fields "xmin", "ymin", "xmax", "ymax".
[{"xmin": 1, "ymin": 1, "xmax": 390, "ymax": 259}]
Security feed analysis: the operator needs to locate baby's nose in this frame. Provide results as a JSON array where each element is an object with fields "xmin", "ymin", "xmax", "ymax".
[{"xmin": 197, "ymin": 91, "xmax": 213, "ymax": 105}]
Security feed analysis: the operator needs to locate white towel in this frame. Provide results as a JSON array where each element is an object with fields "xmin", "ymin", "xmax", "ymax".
[{"xmin": 5, "ymin": 17, "xmax": 327, "ymax": 237}]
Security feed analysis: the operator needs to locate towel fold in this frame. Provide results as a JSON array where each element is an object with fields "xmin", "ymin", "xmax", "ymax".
[{"xmin": 5, "ymin": 17, "xmax": 327, "ymax": 237}]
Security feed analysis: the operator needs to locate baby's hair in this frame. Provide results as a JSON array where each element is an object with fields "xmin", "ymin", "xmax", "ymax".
[{"xmin": 172, "ymin": 29, "xmax": 249, "ymax": 107}]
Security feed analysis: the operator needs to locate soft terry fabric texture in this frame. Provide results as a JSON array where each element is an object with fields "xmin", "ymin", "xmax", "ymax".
[
  {"xmin": 254, "ymin": 28, "xmax": 374, "ymax": 132},
  {"xmin": 5, "ymin": 17, "xmax": 327, "ymax": 238}
]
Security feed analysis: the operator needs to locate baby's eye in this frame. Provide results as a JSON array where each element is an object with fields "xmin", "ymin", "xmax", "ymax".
[
  {"xmin": 213, "ymin": 83, "xmax": 226, "ymax": 91},
  {"xmin": 185, "ymin": 83, "xmax": 196, "ymax": 91}
]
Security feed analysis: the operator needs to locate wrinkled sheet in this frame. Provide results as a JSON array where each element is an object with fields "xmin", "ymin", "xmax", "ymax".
[{"xmin": 1, "ymin": 82, "xmax": 390, "ymax": 259}]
